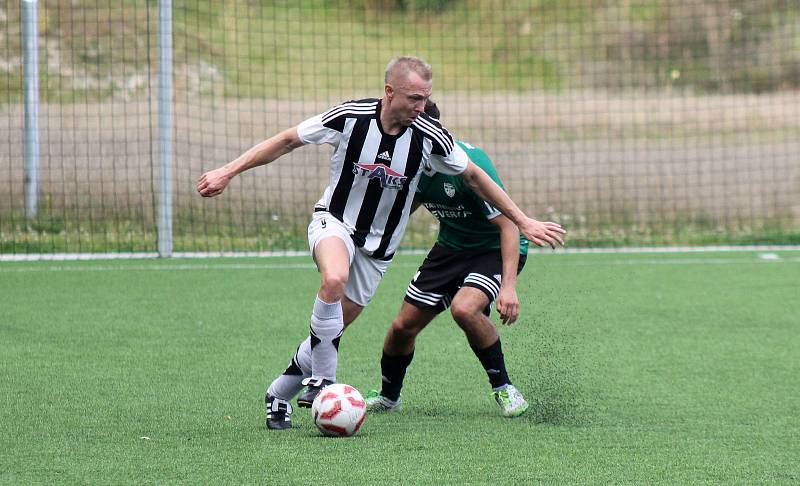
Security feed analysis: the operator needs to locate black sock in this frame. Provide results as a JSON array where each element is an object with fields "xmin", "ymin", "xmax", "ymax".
[
  {"xmin": 379, "ymin": 350, "xmax": 414, "ymax": 401},
  {"xmin": 472, "ymin": 339, "xmax": 511, "ymax": 390}
]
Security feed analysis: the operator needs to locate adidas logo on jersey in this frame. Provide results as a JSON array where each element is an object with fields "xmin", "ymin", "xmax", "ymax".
[{"xmin": 377, "ymin": 151, "xmax": 392, "ymax": 161}]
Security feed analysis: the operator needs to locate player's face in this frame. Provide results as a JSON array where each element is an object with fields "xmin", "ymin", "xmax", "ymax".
[{"xmin": 386, "ymin": 72, "xmax": 432, "ymax": 127}]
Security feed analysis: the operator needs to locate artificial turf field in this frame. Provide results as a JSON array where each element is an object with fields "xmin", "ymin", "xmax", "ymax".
[{"xmin": 1, "ymin": 250, "xmax": 798, "ymax": 484}]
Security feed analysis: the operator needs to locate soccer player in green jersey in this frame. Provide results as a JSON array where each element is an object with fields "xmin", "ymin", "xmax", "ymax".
[{"xmin": 365, "ymin": 101, "xmax": 532, "ymax": 417}]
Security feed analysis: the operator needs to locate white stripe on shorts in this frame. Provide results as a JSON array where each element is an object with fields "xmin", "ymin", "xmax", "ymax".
[
  {"xmin": 463, "ymin": 273, "xmax": 500, "ymax": 299},
  {"xmin": 406, "ymin": 283, "xmax": 443, "ymax": 307}
]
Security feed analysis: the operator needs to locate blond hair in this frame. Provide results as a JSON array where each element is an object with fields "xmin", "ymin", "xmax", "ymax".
[{"xmin": 384, "ymin": 56, "xmax": 433, "ymax": 84}]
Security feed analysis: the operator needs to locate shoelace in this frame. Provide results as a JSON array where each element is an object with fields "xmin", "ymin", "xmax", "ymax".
[
  {"xmin": 302, "ymin": 377, "xmax": 328, "ymax": 388},
  {"xmin": 269, "ymin": 398, "xmax": 293, "ymax": 414}
]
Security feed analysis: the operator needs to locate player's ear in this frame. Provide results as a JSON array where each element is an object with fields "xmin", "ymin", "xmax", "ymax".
[{"xmin": 385, "ymin": 83, "xmax": 394, "ymax": 100}]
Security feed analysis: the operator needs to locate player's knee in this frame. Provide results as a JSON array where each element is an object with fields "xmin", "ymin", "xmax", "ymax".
[
  {"xmin": 450, "ymin": 300, "xmax": 478, "ymax": 326},
  {"xmin": 390, "ymin": 316, "xmax": 420, "ymax": 341},
  {"xmin": 319, "ymin": 272, "xmax": 348, "ymax": 300}
]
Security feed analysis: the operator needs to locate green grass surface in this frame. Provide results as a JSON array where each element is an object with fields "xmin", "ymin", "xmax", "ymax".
[{"xmin": 1, "ymin": 251, "xmax": 799, "ymax": 484}]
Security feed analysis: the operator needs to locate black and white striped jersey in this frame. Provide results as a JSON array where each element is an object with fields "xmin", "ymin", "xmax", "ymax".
[{"xmin": 297, "ymin": 98, "xmax": 468, "ymax": 260}]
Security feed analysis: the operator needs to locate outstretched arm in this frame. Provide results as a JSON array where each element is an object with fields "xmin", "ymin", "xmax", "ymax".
[
  {"xmin": 491, "ymin": 214, "xmax": 521, "ymax": 325},
  {"xmin": 197, "ymin": 127, "xmax": 305, "ymax": 198},
  {"xmin": 458, "ymin": 161, "xmax": 566, "ymax": 249}
]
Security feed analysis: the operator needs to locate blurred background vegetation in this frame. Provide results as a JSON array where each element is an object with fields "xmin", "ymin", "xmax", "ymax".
[
  {"xmin": 2, "ymin": 0, "xmax": 799, "ymax": 102},
  {"xmin": 1, "ymin": 1, "xmax": 799, "ymax": 253}
]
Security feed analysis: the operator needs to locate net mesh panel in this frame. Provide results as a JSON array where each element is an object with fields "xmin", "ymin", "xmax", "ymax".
[
  {"xmin": 1, "ymin": 1, "xmax": 157, "ymax": 253},
  {"xmin": 1, "ymin": 1, "xmax": 799, "ymax": 255}
]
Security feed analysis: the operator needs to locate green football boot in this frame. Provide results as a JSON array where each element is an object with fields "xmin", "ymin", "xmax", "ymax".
[
  {"xmin": 492, "ymin": 384, "xmax": 529, "ymax": 418},
  {"xmin": 364, "ymin": 389, "xmax": 401, "ymax": 413}
]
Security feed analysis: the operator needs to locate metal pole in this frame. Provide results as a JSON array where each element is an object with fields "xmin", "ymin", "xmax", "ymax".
[
  {"xmin": 22, "ymin": 0, "xmax": 40, "ymax": 220},
  {"xmin": 157, "ymin": 0, "xmax": 173, "ymax": 257}
]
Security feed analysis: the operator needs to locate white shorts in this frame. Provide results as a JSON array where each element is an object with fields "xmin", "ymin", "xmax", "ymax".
[{"xmin": 307, "ymin": 211, "xmax": 390, "ymax": 307}]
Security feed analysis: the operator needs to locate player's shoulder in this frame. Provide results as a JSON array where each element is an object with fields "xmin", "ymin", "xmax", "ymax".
[
  {"xmin": 457, "ymin": 140, "xmax": 501, "ymax": 179},
  {"xmin": 413, "ymin": 112, "xmax": 455, "ymax": 154},
  {"xmin": 456, "ymin": 141, "xmax": 492, "ymax": 166},
  {"xmin": 321, "ymin": 98, "xmax": 379, "ymax": 124},
  {"xmin": 413, "ymin": 112, "xmax": 448, "ymax": 136}
]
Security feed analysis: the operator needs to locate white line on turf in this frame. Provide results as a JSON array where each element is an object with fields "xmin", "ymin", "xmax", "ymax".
[
  {"xmin": 1, "ymin": 245, "xmax": 800, "ymax": 262},
  {"xmin": 1, "ymin": 256, "xmax": 799, "ymax": 273},
  {"xmin": 544, "ymin": 257, "xmax": 800, "ymax": 266},
  {"xmin": 0, "ymin": 263, "xmax": 318, "ymax": 273}
]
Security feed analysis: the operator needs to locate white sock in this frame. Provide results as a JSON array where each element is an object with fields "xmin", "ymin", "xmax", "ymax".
[
  {"xmin": 266, "ymin": 338, "xmax": 312, "ymax": 400},
  {"xmin": 296, "ymin": 336, "xmax": 312, "ymax": 374},
  {"xmin": 309, "ymin": 295, "xmax": 343, "ymax": 382}
]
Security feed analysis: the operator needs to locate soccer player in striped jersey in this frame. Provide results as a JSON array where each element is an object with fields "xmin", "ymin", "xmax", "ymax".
[
  {"xmin": 197, "ymin": 57, "xmax": 565, "ymax": 429},
  {"xmin": 364, "ymin": 100, "xmax": 532, "ymax": 417}
]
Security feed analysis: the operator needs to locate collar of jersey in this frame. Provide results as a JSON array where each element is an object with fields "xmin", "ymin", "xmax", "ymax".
[{"xmin": 375, "ymin": 99, "xmax": 410, "ymax": 139}]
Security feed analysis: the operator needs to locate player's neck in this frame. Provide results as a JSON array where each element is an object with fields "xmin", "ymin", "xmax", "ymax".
[{"xmin": 379, "ymin": 97, "xmax": 404, "ymax": 135}]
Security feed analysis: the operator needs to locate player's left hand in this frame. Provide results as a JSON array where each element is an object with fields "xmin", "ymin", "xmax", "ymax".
[{"xmin": 496, "ymin": 287, "xmax": 519, "ymax": 325}]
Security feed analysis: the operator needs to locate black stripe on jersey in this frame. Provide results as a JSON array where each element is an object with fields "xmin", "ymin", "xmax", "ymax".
[
  {"xmin": 415, "ymin": 116, "xmax": 453, "ymax": 154},
  {"xmin": 372, "ymin": 137, "xmax": 424, "ymax": 259},
  {"xmin": 322, "ymin": 114, "xmax": 347, "ymax": 133},
  {"xmin": 321, "ymin": 99, "xmax": 378, "ymax": 119},
  {"xmin": 322, "ymin": 106, "xmax": 377, "ymax": 127},
  {"xmin": 321, "ymin": 100, "xmax": 378, "ymax": 128},
  {"xmin": 352, "ymin": 135, "xmax": 401, "ymax": 247},
  {"xmin": 328, "ymin": 118, "xmax": 370, "ymax": 223},
  {"xmin": 413, "ymin": 114, "xmax": 454, "ymax": 155}
]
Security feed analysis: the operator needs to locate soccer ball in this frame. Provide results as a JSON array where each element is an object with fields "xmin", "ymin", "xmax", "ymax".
[{"xmin": 311, "ymin": 383, "xmax": 366, "ymax": 437}]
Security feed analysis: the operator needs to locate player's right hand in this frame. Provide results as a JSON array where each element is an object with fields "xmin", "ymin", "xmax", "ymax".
[
  {"xmin": 197, "ymin": 168, "xmax": 232, "ymax": 197},
  {"xmin": 520, "ymin": 219, "xmax": 566, "ymax": 249},
  {"xmin": 496, "ymin": 287, "xmax": 519, "ymax": 325}
]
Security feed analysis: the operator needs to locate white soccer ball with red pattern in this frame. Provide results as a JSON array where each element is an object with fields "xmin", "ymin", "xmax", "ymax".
[{"xmin": 311, "ymin": 383, "xmax": 366, "ymax": 437}]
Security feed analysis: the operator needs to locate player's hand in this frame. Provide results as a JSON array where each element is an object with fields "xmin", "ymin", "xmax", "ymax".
[
  {"xmin": 519, "ymin": 218, "xmax": 566, "ymax": 249},
  {"xmin": 197, "ymin": 167, "xmax": 233, "ymax": 197},
  {"xmin": 496, "ymin": 287, "xmax": 519, "ymax": 325}
]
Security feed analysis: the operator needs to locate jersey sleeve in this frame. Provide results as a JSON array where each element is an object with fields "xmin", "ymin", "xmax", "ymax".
[
  {"xmin": 414, "ymin": 115, "xmax": 467, "ymax": 176},
  {"xmin": 428, "ymin": 142, "xmax": 468, "ymax": 176},
  {"xmin": 472, "ymin": 170, "xmax": 503, "ymax": 221},
  {"xmin": 480, "ymin": 198, "xmax": 503, "ymax": 220},
  {"xmin": 460, "ymin": 142, "xmax": 505, "ymax": 220},
  {"xmin": 296, "ymin": 113, "xmax": 341, "ymax": 146},
  {"xmin": 298, "ymin": 100, "xmax": 379, "ymax": 146}
]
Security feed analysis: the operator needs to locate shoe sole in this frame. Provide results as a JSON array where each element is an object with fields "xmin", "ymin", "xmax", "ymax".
[
  {"xmin": 365, "ymin": 399, "xmax": 401, "ymax": 413},
  {"xmin": 365, "ymin": 405, "xmax": 401, "ymax": 413},
  {"xmin": 502, "ymin": 403, "xmax": 529, "ymax": 418},
  {"xmin": 296, "ymin": 391, "xmax": 319, "ymax": 408},
  {"xmin": 266, "ymin": 419, "xmax": 292, "ymax": 430}
]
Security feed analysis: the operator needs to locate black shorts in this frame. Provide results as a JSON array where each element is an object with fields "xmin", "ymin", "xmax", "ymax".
[{"xmin": 404, "ymin": 243, "xmax": 527, "ymax": 316}]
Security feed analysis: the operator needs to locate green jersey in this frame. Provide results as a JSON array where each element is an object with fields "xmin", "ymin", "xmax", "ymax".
[{"xmin": 416, "ymin": 141, "xmax": 529, "ymax": 254}]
